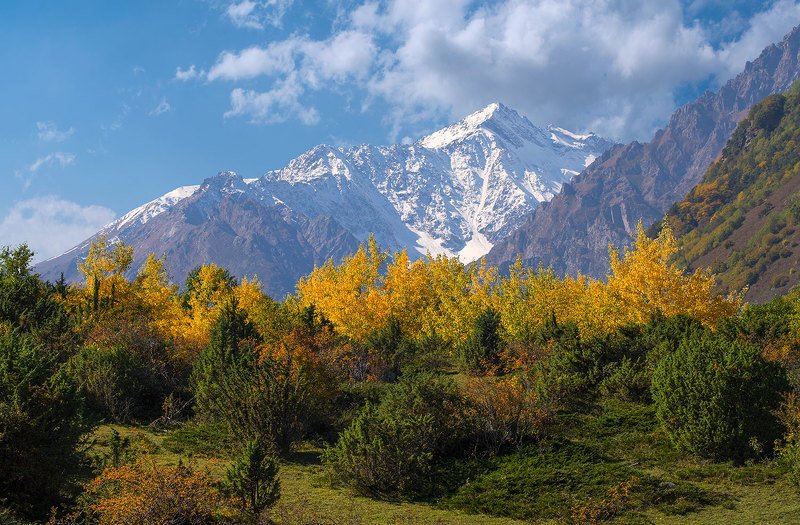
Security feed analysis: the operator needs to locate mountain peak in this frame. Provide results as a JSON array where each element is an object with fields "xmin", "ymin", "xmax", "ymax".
[{"xmin": 419, "ymin": 102, "xmax": 535, "ymax": 149}]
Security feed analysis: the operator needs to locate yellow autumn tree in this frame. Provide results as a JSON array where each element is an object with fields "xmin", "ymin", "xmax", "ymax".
[
  {"xmin": 420, "ymin": 255, "xmax": 476, "ymax": 346},
  {"xmin": 296, "ymin": 236, "xmax": 389, "ymax": 342},
  {"xmin": 74, "ymin": 234, "xmax": 134, "ymax": 313},
  {"xmin": 602, "ymin": 222, "xmax": 740, "ymax": 329},
  {"xmin": 182, "ymin": 264, "xmax": 237, "ymax": 351},
  {"xmin": 134, "ymin": 254, "xmax": 183, "ymax": 333}
]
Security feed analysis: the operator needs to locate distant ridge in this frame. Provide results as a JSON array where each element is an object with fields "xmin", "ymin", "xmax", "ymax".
[
  {"xmin": 657, "ymin": 80, "xmax": 800, "ymax": 302},
  {"xmin": 486, "ymin": 24, "xmax": 800, "ymax": 279}
]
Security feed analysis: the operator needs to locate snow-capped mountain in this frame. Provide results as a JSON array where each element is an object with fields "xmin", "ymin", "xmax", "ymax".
[{"xmin": 36, "ymin": 103, "xmax": 612, "ymax": 296}]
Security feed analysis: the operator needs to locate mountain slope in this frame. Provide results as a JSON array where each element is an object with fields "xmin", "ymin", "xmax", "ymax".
[
  {"xmin": 36, "ymin": 104, "xmax": 611, "ymax": 297},
  {"xmin": 656, "ymin": 81, "xmax": 800, "ymax": 302},
  {"xmin": 485, "ymin": 25, "xmax": 800, "ymax": 278}
]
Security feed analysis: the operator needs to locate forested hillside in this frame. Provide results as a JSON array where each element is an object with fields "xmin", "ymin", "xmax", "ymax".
[
  {"xmin": 659, "ymin": 80, "xmax": 800, "ymax": 302},
  {"xmin": 2, "ymin": 232, "xmax": 800, "ymax": 524}
]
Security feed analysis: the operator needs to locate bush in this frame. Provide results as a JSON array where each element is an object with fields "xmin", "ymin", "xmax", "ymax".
[
  {"xmin": 463, "ymin": 375, "xmax": 548, "ymax": 453},
  {"xmin": 68, "ymin": 339, "xmax": 178, "ymax": 423},
  {"xmin": 225, "ymin": 440, "xmax": 280, "ymax": 522},
  {"xmin": 85, "ymin": 458, "xmax": 224, "ymax": 524},
  {"xmin": 365, "ymin": 316, "xmax": 417, "ymax": 381},
  {"xmin": 0, "ymin": 246, "xmax": 90, "ymax": 519},
  {"xmin": 651, "ymin": 334, "xmax": 789, "ymax": 461},
  {"xmin": 534, "ymin": 315, "xmax": 708, "ymax": 408},
  {"xmin": 777, "ymin": 393, "xmax": 800, "ymax": 487},
  {"xmin": 0, "ymin": 334, "xmax": 88, "ymax": 518},
  {"xmin": 532, "ymin": 326, "xmax": 605, "ymax": 409},
  {"xmin": 323, "ymin": 373, "xmax": 465, "ymax": 497},
  {"xmin": 460, "ymin": 308, "xmax": 502, "ymax": 373},
  {"xmin": 193, "ymin": 300, "xmax": 322, "ymax": 452}
]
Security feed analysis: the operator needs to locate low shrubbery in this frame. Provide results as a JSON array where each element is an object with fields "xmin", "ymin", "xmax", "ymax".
[
  {"xmin": 323, "ymin": 373, "xmax": 466, "ymax": 497},
  {"xmin": 652, "ymin": 333, "xmax": 789, "ymax": 461}
]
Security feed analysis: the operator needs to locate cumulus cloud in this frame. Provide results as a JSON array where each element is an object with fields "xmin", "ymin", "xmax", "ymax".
[
  {"xmin": 208, "ymin": 30, "xmax": 375, "ymax": 124},
  {"xmin": 0, "ymin": 196, "xmax": 116, "ymax": 262},
  {"xmin": 175, "ymin": 64, "xmax": 200, "ymax": 81},
  {"xmin": 149, "ymin": 98, "xmax": 172, "ymax": 116},
  {"xmin": 225, "ymin": 76, "xmax": 320, "ymax": 124},
  {"xmin": 196, "ymin": 0, "xmax": 800, "ymax": 139},
  {"xmin": 36, "ymin": 121, "xmax": 75, "ymax": 142}
]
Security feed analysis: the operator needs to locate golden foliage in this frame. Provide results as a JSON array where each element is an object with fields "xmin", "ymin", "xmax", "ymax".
[
  {"xmin": 462, "ymin": 375, "xmax": 548, "ymax": 452},
  {"xmin": 296, "ymin": 223, "xmax": 738, "ymax": 347},
  {"xmin": 86, "ymin": 458, "xmax": 225, "ymax": 525},
  {"xmin": 604, "ymin": 222, "xmax": 740, "ymax": 330},
  {"xmin": 71, "ymin": 235, "xmax": 134, "ymax": 313}
]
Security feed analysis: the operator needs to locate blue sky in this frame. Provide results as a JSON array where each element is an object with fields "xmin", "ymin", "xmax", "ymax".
[{"xmin": 1, "ymin": 0, "xmax": 799, "ymax": 261}]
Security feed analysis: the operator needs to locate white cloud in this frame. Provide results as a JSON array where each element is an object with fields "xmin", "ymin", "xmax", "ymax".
[
  {"xmin": 15, "ymin": 152, "xmax": 76, "ymax": 190},
  {"xmin": 149, "ymin": 98, "xmax": 172, "ymax": 116},
  {"xmin": 197, "ymin": 0, "xmax": 800, "ymax": 139},
  {"xmin": 226, "ymin": 1, "xmax": 262, "ymax": 29},
  {"xmin": 717, "ymin": 0, "xmax": 800, "ymax": 79},
  {"xmin": 29, "ymin": 152, "xmax": 76, "ymax": 173},
  {"xmin": 225, "ymin": 0, "xmax": 294, "ymax": 30},
  {"xmin": 0, "ymin": 196, "xmax": 116, "ymax": 263},
  {"xmin": 36, "ymin": 121, "xmax": 75, "ymax": 142},
  {"xmin": 175, "ymin": 64, "xmax": 200, "ymax": 81},
  {"xmin": 225, "ymin": 76, "xmax": 320, "ymax": 124},
  {"xmin": 207, "ymin": 42, "xmax": 295, "ymax": 81},
  {"xmin": 207, "ymin": 31, "xmax": 375, "ymax": 124}
]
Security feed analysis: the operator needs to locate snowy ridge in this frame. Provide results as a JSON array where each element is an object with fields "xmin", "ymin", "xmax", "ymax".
[
  {"xmin": 111, "ymin": 185, "xmax": 200, "ymax": 231},
  {"xmin": 70, "ymin": 103, "xmax": 613, "ymax": 264}
]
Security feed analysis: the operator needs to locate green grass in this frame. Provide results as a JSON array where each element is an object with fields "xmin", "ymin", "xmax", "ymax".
[
  {"xmin": 86, "ymin": 425, "xmax": 525, "ymax": 525},
  {"xmin": 86, "ymin": 399, "xmax": 800, "ymax": 525}
]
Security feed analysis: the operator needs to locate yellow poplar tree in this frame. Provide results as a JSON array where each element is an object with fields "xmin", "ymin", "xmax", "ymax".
[
  {"xmin": 603, "ymin": 222, "xmax": 740, "ymax": 329},
  {"xmin": 76, "ymin": 234, "xmax": 134, "ymax": 312}
]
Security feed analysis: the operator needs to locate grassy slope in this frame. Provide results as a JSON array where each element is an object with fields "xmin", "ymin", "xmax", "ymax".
[
  {"xmin": 90, "ymin": 425, "xmax": 525, "ymax": 525},
  {"xmin": 92, "ymin": 400, "xmax": 800, "ymax": 525},
  {"xmin": 657, "ymin": 81, "xmax": 800, "ymax": 302}
]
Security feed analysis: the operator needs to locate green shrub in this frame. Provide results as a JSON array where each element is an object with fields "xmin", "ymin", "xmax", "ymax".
[
  {"xmin": 651, "ymin": 334, "xmax": 789, "ymax": 461},
  {"xmin": 193, "ymin": 300, "xmax": 318, "ymax": 453},
  {"xmin": 460, "ymin": 308, "xmax": 502, "ymax": 373},
  {"xmin": 365, "ymin": 316, "xmax": 418, "ymax": 381},
  {"xmin": 0, "ymin": 332, "xmax": 88, "ymax": 518},
  {"xmin": 323, "ymin": 373, "xmax": 465, "ymax": 497},
  {"xmin": 443, "ymin": 439, "xmax": 632, "ymax": 520},
  {"xmin": 226, "ymin": 440, "xmax": 280, "ymax": 521},
  {"xmin": 68, "ymin": 342, "xmax": 176, "ymax": 423}
]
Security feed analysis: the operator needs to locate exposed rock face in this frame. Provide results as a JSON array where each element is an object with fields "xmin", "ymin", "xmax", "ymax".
[{"xmin": 485, "ymin": 25, "xmax": 800, "ymax": 277}]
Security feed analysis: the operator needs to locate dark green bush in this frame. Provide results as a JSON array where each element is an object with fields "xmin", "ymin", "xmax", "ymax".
[
  {"xmin": 323, "ymin": 373, "xmax": 465, "ymax": 497},
  {"xmin": 226, "ymin": 440, "xmax": 280, "ymax": 521},
  {"xmin": 68, "ymin": 340, "xmax": 177, "ymax": 423},
  {"xmin": 365, "ymin": 316, "xmax": 418, "ymax": 381},
  {"xmin": 193, "ymin": 299, "xmax": 323, "ymax": 452},
  {"xmin": 460, "ymin": 308, "xmax": 502, "ymax": 373},
  {"xmin": 652, "ymin": 334, "xmax": 789, "ymax": 461}
]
